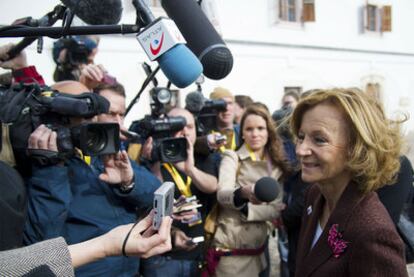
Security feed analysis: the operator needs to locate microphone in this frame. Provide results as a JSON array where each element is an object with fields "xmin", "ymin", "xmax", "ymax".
[
  {"xmin": 60, "ymin": 0, "xmax": 123, "ymax": 25},
  {"xmin": 185, "ymin": 92, "xmax": 205, "ymax": 113},
  {"xmin": 254, "ymin": 177, "xmax": 281, "ymax": 203},
  {"xmin": 161, "ymin": 0, "xmax": 233, "ymax": 80},
  {"xmin": 134, "ymin": 0, "xmax": 202, "ymax": 88}
]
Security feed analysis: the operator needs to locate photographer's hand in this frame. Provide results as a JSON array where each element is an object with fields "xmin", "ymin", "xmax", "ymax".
[
  {"xmin": 171, "ymin": 228, "xmax": 197, "ymax": 251},
  {"xmin": 141, "ymin": 137, "xmax": 153, "ymax": 160},
  {"xmin": 174, "ymin": 136, "xmax": 195, "ymax": 175},
  {"xmin": 79, "ymin": 64, "xmax": 107, "ymax": 90},
  {"xmin": 207, "ymin": 132, "xmax": 227, "ymax": 151},
  {"xmin": 0, "ymin": 43, "xmax": 28, "ymax": 70},
  {"xmin": 99, "ymin": 150, "xmax": 134, "ymax": 186},
  {"xmin": 175, "ymin": 135, "xmax": 218, "ymax": 194},
  {"xmin": 28, "ymin": 125, "xmax": 58, "ymax": 152}
]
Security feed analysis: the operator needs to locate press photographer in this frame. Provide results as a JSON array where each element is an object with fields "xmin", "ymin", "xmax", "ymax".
[
  {"xmin": 139, "ymin": 107, "xmax": 219, "ymax": 276},
  {"xmin": 188, "ymin": 87, "xmax": 241, "ymax": 155},
  {"xmin": 23, "ymin": 80, "xmax": 163, "ymax": 277},
  {"xmin": 52, "ymin": 35, "xmax": 99, "ymax": 82},
  {"xmin": 129, "ymin": 87, "xmax": 188, "ymax": 163}
]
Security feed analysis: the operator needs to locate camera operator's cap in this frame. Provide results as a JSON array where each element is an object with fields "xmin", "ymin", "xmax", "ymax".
[
  {"xmin": 209, "ymin": 87, "xmax": 234, "ymax": 100},
  {"xmin": 52, "ymin": 36, "xmax": 98, "ymax": 64}
]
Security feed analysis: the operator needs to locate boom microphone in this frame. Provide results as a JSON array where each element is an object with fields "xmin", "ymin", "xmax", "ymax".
[
  {"xmin": 254, "ymin": 177, "xmax": 281, "ymax": 203},
  {"xmin": 60, "ymin": 0, "xmax": 123, "ymax": 25},
  {"xmin": 134, "ymin": 0, "xmax": 202, "ymax": 88},
  {"xmin": 161, "ymin": 0, "xmax": 233, "ymax": 80},
  {"xmin": 185, "ymin": 92, "xmax": 205, "ymax": 113}
]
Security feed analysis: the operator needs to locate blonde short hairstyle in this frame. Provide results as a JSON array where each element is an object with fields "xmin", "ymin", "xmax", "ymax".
[{"xmin": 290, "ymin": 88, "xmax": 404, "ymax": 193}]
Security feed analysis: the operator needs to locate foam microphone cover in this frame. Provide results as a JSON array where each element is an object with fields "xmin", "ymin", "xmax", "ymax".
[
  {"xmin": 161, "ymin": 0, "xmax": 233, "ymax": 80},
  {"xmin": 254, "ymin": 177, "xmax": 281, "ymax": 203},
  {"xmin": 185, "ymin": 92, "xmax": 205, "ymax": 113},
  {"xmin": 157, "ymin": 44, "xmax": 203, "ymax": 88},
  {"xmin": 60, "ymin": 0, "xmax": 123, "ymax": 25}
]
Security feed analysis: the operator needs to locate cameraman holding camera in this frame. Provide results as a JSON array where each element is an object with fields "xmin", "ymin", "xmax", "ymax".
[
  {"xmin": 52, "ymin": 35, "xmax": 99, "ymax": 82},
  {"xmin": 140, "ymin": 107, "xmax": 219, "ymax": 277},
  {"xmin": 24, "ymin": 80, "xmax": 163, "ymax": 277},
  {"xmin": 195, "ymin": 87, "xmax": 241, "ymax": 155}
]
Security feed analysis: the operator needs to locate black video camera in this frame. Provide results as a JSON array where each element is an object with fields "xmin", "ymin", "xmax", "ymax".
[
  {"xmin": 53, "ymin": 36, "xmax": 94, "ymax": 66},
  {"xmin": 130, "ymin": 115, "xmax": 187, "ymax": 163},
  {"xmin": 185, "ymin": 91, "xmax": 228, "ymax": 136},
  {"xmin": 0, "ymin": 84, "xmax": 119, "ymax": 175},
  {"xmin": 196, "ymin": 98, "xmax": 227, "ymax": 136}
]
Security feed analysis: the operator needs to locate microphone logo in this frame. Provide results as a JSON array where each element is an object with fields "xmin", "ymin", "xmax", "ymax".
[
  {"xmin": 137, "ymin": 18, "xmax": 187, "ymax": 61},
  {"xmin": 150, "ymin": 32, "xmax": 165, "ymax": 56}
]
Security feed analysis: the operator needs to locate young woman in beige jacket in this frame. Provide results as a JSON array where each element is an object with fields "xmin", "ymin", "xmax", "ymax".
[{"xmin": 208, "ymin": 104, "xmax": 290, "ymax": 277}]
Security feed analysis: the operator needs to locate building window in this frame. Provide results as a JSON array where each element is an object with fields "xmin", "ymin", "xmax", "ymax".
[
  {"xmin": 365, "ymin": 4, "xmax": 392, "ymax": 32},
  {"xmin": 278, "ymin": 0, "xmax": 315, "ymax": 23}
]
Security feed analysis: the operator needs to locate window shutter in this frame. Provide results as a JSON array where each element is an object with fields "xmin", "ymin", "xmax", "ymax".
[
  {"xmin": 381, "ymin": 5, "xmax": 392, "ymax": 32},
  {"xmin": 302, "ymin": 0, "xmax": 315, "ymax": 22},
  {"xmin": 279, "ymin": 0, "xmax": 287, "ymax": 21}
]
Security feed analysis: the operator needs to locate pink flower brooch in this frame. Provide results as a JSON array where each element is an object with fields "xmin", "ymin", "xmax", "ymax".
[{"xmin": 328, "ymin": 224, "xmax": 348, "ymax": 258}]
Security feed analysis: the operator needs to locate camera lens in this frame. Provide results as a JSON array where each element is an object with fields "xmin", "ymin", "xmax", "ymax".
[
  {"xmin": 86, "ymin": 126, "xmax": 107, "ymax": 153},
  {"xmin": 163, "ymin": 141, "xmax": 180, "ymax": 159}
]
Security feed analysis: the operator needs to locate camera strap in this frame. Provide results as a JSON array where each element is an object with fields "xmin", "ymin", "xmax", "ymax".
[
  {"xmin": 163, "ymin": 163, "xmax": 192, "ymax": 197},
  {"xmin": 77, "ymin": 150, "xmax": 91, "ymax": 165}
]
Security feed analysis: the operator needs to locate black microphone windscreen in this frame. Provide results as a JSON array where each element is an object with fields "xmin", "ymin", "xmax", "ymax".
[
  {"xmin": 185, "ymin": 92, "xmax": 205, "ymax": 113},
  {"xmin": 60, "ymin": 0, "xmax": 123, "ymax": 25},
  {"xmin": 254, "ymin": 177, "xmax": 281, "ymax": 203},
  {"xmin": 161, "ymin": 0, "xmax": 233, "ymax": 80}
]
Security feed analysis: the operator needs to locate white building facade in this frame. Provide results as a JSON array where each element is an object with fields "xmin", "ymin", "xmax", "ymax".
[{"xmin": 1, "ymin": 0, "xmax": 414, "ymax": 159}]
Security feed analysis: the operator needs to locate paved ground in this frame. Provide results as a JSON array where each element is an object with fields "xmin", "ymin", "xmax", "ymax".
[{"xmin": 268, "ymin": 235, "xmax": 414, "ymax": 276}]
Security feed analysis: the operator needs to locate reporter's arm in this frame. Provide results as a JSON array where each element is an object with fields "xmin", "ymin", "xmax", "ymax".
[
  {"xmin": 0, "ymin": 43, "xmax": 45, "ymax": 85},
  {"xmin": 0, "ymin": 237, "xmax": 74, "ymax": 276},
  {"xmin": 69, "ymin": 214, "xmax": 172, "ymax": 268}
]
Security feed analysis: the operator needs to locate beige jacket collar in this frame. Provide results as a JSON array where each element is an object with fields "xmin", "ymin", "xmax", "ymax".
[{"xmin": 237, "ymin": 143, "xmax": 252, "ymax": 161}]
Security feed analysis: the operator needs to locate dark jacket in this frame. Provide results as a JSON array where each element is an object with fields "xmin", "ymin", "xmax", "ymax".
[
  {"xmin": 24, "ymin": 156, "xmax": 160, "ymax": 277},
  {"xmin": 295, "ymin": 183, "xmax": 408, "ymax": 277},
  {"xmin": 0, "ymin": 161, "xmax": 27, "ymax": 251},
  {"xmin": 377, "ymin": 155, "xmax": 414, "ymax": 224},
  {"xmin": 281, "ymin": 171, "xmax": 309, "ymax": 275}
]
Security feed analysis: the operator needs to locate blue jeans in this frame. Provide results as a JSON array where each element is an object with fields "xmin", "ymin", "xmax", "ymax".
[{"xmin": 140, "ymin": 255, "xmax": 201, "ymax": 277}]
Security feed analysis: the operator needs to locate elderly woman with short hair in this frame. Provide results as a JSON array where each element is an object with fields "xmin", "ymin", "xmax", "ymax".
[{"xmin": 292, "ymin": 88, "xmax": 408, "ymax": 276}]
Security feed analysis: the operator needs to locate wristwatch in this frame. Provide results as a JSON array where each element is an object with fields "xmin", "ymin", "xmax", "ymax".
[{"xmin": 119, "ymin": 180, "xmax": 135, "ymax": 193}]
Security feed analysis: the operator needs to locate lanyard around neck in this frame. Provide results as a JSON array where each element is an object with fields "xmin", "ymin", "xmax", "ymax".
[
  {"xmin": 245, "ymin": 144, "xmax": 273, "ymax": 176},
  {"xmin": 245, "ymin": 143, "xmax": 262, "ymax": 161},
  {"xmin": 78, "ymin": 150, "xmax": 91, "ymax": 165},
  {"xmin": 163, "ymin": 163, "xmax": 192, "ymax": 197}
]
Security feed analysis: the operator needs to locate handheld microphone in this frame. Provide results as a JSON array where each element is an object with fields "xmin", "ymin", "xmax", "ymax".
[
  {"xmin": 134, "ymin": 0, "xmax": 203, "ymax": 88},
  {"xmin": 254, "ymin": 177, "xmax": 281, "ymax": 203},
  {"xmin": 60, "ymin": 0, "xmax": 123, "ymax": 25},
  {"xmin": 185, "ymin": 92, "xmax": 205, "ymax": 113},
  {"xmin": 161, "ymin": 0, "xmax": 233, "ymax": 80}
]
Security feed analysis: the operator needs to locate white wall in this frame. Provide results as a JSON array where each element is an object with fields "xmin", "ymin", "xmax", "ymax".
[{"xmin": 1, "ymin": 0, "xmax": 414, "ymax": 137}]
